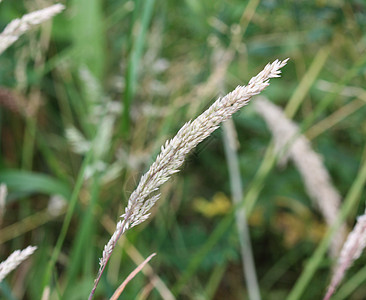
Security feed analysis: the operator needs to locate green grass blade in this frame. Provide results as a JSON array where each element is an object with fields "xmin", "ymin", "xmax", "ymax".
[
  {"xmin": 41, "ymin": 149, "xmax": 93, "ymax": 292},
  {"xmin": 63, "ymin": 172, "xmax": 101, "ymax": 298},
  {"xmin": 121, "ymin": 0, "xmax": 155, "ymax": 135},
  {"xmin": 332, "ymin": 265, "xmax": 366, "ymax": 300},
  {"xmin": 302, "ymin": 51, "xmax": 366, "ymax": 130}
]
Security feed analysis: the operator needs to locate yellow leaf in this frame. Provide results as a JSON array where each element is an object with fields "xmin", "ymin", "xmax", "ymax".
[{"xmin": 192, "ymin": 192, "xmax": 231, "ymax": 218}]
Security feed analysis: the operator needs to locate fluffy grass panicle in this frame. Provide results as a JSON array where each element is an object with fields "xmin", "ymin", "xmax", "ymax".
[
  {"xmin": 254, "ymin": 96, "xmax": 347, "ymax": 257},
  {"xmin": 89, "ymin": 58, "xmax": 289, "ymax": 298},
  {"xmin": 324, "ymin": 211, "xmax": 366, "ymax": 300},
  {"xmin": 0, "ymin": 3, "xmax": 64, "ymax": 55},
  {"xmin": 0, "ymin": 246, "xmax": 37, "ymax": 282}
]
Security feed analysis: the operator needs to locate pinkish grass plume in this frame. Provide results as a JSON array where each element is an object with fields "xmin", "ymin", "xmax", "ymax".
[
  {"xmin": 324, "ymin": 211, "xmax": 366, "ymax": 300},
  {"xmin": 254, "ymin": 96, "xmax": 347, "ymax": 257}
]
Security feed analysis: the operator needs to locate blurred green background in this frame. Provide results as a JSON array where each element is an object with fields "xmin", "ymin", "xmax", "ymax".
[{"xmin": 1, "ymin": 0, "xmax": 366, "ymax": 299}]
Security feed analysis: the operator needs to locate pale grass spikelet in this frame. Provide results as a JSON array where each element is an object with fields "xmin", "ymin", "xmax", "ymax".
[
  {"xmin": 65, "ymin": 127, "xmax": 91, "ymax": 154},
  {"xmin": 75, "ymin": 66, "xmax": 118, "ymax": 160},
  {"xmin": 0, "ymin": 246, "xmax": 37, "ymax": 282},
  {"xmin": 254, "ymin": 96, "xmax": 347, "ymax": 257},
  {"xmin": 79, "ymin": 66, "xmax": 103, "ymax": 106},
  {"xmin": 0, "ymin": 4, "xmax": 65, "ymax": 55},
  {"xmin": 323, "ymin": 211, "xmax": 366, "ymax": 300},
  {"xmin": 92, "ymin": 115, "xmax": 115, "ymax": 158},
  {"xmin": 84, "ymin": 161, "xmax": 107, "ymax": 180},
  {"xmin": 89, "ymin": 59, "xmax": 288, "ymax": 299},
  {"xmin": 47, "ymin": 194, "xmax": 67, "ymax": 217}
]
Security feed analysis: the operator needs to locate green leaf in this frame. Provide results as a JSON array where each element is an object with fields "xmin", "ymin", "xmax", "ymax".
[{"xmin": 0, "ymin": 170, "xmax": 71, "ymax": 199}]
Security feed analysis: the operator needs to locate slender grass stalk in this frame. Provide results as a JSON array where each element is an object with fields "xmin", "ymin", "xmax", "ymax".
[
  {"xmin": 332, "ymin": 264, "xmax": 366, "ymax": 300},
  {"xmin": 260, "ymin": 244, "xmax": 305, "ymax": 291},
  {"xmin": 122, "ymin": 0, "xmax": 156, "ymax": 135},
  {"xmin": 307, "ymin": 98, "xmax": 366, "ymax": 140},
  {"xmin": 0, "ymin": 184, "xmax": 6, "ymax": 226},
  {"xmin": 286, "ymin": 153, "xmax": 366, "ymax": 300},
  {"xmin": 302, "ymin": 51, "xmax": 366, "ymax": 130},
  {"xmin": 204, "ymin": 263, "xmax": 227, "ymax": 300},
  {"xmin": 172, "ymin": 209, "xmax": 236, "ymax": 295},
  {"xmin": 244, "ymin": 143, "xmax": 277, "ymax": 215},
  {"xmin": 223, "ymin": 120, "xmax": 261, "ymax": 300},
  {"xmin": 239, "ymin": 0, "xmax": 261, "ymax": 35},
  {"xmin": 110, "ymin": 253, "xmax": 156, "ymax": 300},
  {"xmin": 90, "ymin": 59, "xmax": 288, "ymax": 299},
  {"xmin": 0, "ymin": 207, "xmax": 67, "ymax": 245},
  {"xmin": 123, "ymin": 239, "xmax": 175, "ymax": 300},
  {"xmin": 63, "ymin": 172, "xmax": 102, "ymax": 298},
  {"xmin": 284, "ymin": 45, "xmax": 331, "ymax": 118},
  {"xmin": 41, "ymin": 149, "xmax": 93, "ymax": 292},
  {"xmin": 21, "ymin": 118, "xmax": 36, "ymax": 170}
]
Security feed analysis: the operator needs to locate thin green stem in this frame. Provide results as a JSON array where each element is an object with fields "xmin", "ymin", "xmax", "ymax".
[
  {"xmin": 121, "ymin": 0, "xmax": 155, "ymax": 135},
  {"xmin": 21, "ymin": 118, "xmax": 36, "ymax": 170},
  {"xmin": 41, "ymin": 149, "xmax": 93, "ymax": 291},
  {"xmin": 63, "ymin": 172, "xmax": 101, "ymax": 298},
  {"xmin": 332, "ymin": 264, "xmax": 366, "ymax": 300}
]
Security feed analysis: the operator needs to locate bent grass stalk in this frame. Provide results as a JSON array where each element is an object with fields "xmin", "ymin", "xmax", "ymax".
[{"xmin": 89, "ymin": 58, "xmax": 289, "ymax": 299}]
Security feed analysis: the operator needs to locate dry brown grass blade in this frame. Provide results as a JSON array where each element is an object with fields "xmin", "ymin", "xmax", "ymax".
[
  {"xmin": 110, "ymin": 253, "xmax": 157, "ymax": 300},
  {"xmin": 0, "ymin": 207, "xmax": 66, "ymax": 245}
]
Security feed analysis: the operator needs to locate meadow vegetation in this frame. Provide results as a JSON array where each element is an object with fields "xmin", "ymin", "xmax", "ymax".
[{"xmin": 0, "ymin": 1, "xmax": 366, "ymax": 299}]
